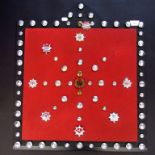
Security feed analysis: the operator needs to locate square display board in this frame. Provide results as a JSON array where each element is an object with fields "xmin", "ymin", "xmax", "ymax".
[{"xmin": 13, "ymin": 2, "xmax": 146, "ymax": 152}]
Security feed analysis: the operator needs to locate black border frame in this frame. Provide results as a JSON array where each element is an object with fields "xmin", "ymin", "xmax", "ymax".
[{"xmin": 13, "ymin": 3, "xmax": 147, "ymax": 151}]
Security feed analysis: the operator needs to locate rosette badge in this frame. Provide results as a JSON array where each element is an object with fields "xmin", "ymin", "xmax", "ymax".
[{"xmin": 78, "ymin": 21, "xmax": 91, "ymax": 30}]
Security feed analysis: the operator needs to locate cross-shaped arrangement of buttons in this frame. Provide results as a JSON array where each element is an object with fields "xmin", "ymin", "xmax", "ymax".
[{"xmin": 14, "ymin": 2, "xmax": 147, "ymax": 151}]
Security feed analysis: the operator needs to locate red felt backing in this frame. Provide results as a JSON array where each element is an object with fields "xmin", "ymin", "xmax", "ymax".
[{"xmin": 22, "ymin": 28, "xmax": 137, "ymax": 142}]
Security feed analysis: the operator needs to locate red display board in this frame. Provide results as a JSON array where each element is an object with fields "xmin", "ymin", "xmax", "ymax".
[{"xmin": 22, "ymin": 28, "xmax": 137, "ymax": 142}]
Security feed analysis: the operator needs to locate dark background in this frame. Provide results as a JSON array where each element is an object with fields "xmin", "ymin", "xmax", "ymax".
[{"xmin": 0, "ymin": 0, "xmax": 155, "ymax": 155}]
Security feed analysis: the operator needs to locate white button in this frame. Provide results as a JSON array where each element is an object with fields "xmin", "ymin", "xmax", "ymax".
[
  {"xmin": 61, "ymin": 65, "xmax": 68, "ymax": 72},
  {"xmin": 76, "ymin": 142, "xmax": 83, "ymax": 149},
  {"xmin": 101, "ymin": 143, "xmax": 107, "ymax": 149},
  {"xmin": 92, "ymin": 96, "xmax": 98, "ymax": 102},
  {"xmin": 18, "ymin": 20, "xmax": 24, "ymax": 26},
  {"xmin": 42, "ymin": 20, "xmax": 48, "ymax": 26},
  {"xmin": 112, "ymin": 81, "xmax": 117, "ymax": 86},
  {"xmin": 43, "ymin": 81, "xmax": 48, "ymax": 86},
  {"xmin": 26, "ymin": 141, "xmax": 33, "ymax": 148},
  {"xmin": 92, "ymin": 64, "xmax": 98, "ymax": 71},
  {"xmin": 68, "ymin": 81, "xmax": 72, "ymax": 86},
  {"xmin": 51, "ymin": 142, "xmax": 57, "ymax": 149},
  {"xmin": 53, "ymin": 56, "xmax": 58, "ymax": 61},
  {"xmin": 88, "ymin": 81, "xmax": 92, "ymax": 86},
  {"xmin": 77, "ymin": 102, "xmax": 83, "ymax": 109},
  {"xmin": 55, "ymin": 80, "xmax": 61, "ymax": 87},
  {"xmin": 77, "ymin": 116, "xmax": 82, "ymax": 121},
  {"xmin": 88, "ymin": 12, "xmax": 94, "ymax": 18},
  {"xmin": 68, "ymin": 12, "xmax": 73, "ymax": 18},
  {"xmin": 98, "ymin": 80, "xmax": 104, "ymax": 86},
  {"xmin": 114, "ymin": 143, "xmax": 120, "ymax": 150},
  {"xmin": 17, "ymin": 40, "xmax": 23, "ymax": 46},
  {"xmin": 101, "ymin": 21, "xmax": 107, "ymax": 27},
  {"xmin": 61, "ymin": 96, "xmax": 68, "ymax": 102},
  {"xmin": 54, "ymin": 20, "xmax": 60, "ymax": 27},
  {"xmin": 78, "ymin": 3, "xmax": 84, "ymax": 9},
  {"xmin": 17, "ymin": 50, "xmax": 23, "ymax": 56},
  {"xmin": 138, "ymin": 40, "xmax": 144, "ymax": 47},
  {"xmin": 102, "ymin": 57, "xmax": 107, "ymax": 62},
  {"xmin": 39, "ymin": 142, "xmax": 45, "ymax": 149},
  {"xmin": 77, "ymin": 59, "xmax": 83, "ymax": 65},
  {"xmin": 78, "ymin": 47, "xmax": 83, "ymax": 52},
  {"xmin": 30, "ymin": 20, "xmax": 36, "ymax": 26},
  {"xmin": 78, "ymin": 13, "xmax": 83, "ymax": 18}
]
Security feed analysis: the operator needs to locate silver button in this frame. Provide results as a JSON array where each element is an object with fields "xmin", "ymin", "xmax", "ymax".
[
  {"xmin": 52, "ymin": 106, "xmax": 57, "ymax": 110},
  {"xmin": 139, "ymin": 81, "xmax": 145, "ymax": 87},
  {"xmin": 125, "ymin": 21, "xmax": 131, "ymax": 27},
  {"xmin": 16, "ymin": 80, "xmax": 22, "ymax": 87},
  {"xmin": 139, "ymin": 22, "xmax": 144, "ymax": 28},
  {"xmin": 139, "ymin": 123, "xmax": 146, "ymax": 130},
  {"xmin": 77, "ymin": 59, "xmax": 83, "ymax": 66},
  {"xmin": 15, "ymin": 132, "xmax": 20, "ymax": 137},
  {"xmin": 89, "ymin": 143, "xmax": 94, "ymax": 149},
  {"xmin": 112, "ymin": 81, "xmax": 117, "ymax": 86},
  {"xmin": 139, "ymin": 102, "xmax": 145, "ymax": 109},
  {"xmin": 78, "ymin": 3, "xmax": 84, "ymax": 9},
  {"xmin": 14, "ymin": 142, "xmax": 21, "ymax": 149},
  {"xmin": 77, "ymin": 102, "xmax": 83, "ymax": 109},
  {"xmin": 88, "ymin": 12, "xmax": 94, "ymax": 18},
  {"xmin": 101, "ymin": 143, "xmax": 107, "ymax": 150},
  {"xmin": 14, "ymin": 121, "xmax": 21, "ymax": 128},
  {"xmin": 102, "ymin": 57, "xmax": 107, "ymax": 62},
  {"xmin": 17, "ymin": 60, "xmax": 23, "ymax": 66},
  {"xmin": 76, "ymin": 142, "xmax": 83, "ymax": 149},
  {"xmin": 39, "ymin": 142, "xmax": 45, "ymax": 149},
  {"xmin": 64, "ymin": 143, "xmax": 70, "ymax": 148},
  {"xmin": 139, "ymin": 143, "xmax": 146, "ymax": 150},
  {"xmin": 68, "ymin": 12, "xmax": 73, "ymax": 18},
  {"xmin": 18, "ymin": 20, "xmax": 24, "ymax": 26},
  {"xmin": 43, "ymin": 81, "xmax": 48, "ymax": 86},
  {"xmin": 68, "ymin": 81, "xmax": 72, "ymax": 86},
  {"xmin": 77, "ymin": 116, "xmax": 82, "ymax": 121},
  {"xmin": 126, "ymin": 143, "xmax": 132, "ymax": 150},
  {"xmin": 26, "ymin": 141, "xmax": 33, "ymax": 148},
  {"xmin": 15, "ymin": 100, "xmax": 21, "ymax": 107},
  {"xmin": 54, "ymin": 20, "xmax": 60, "ymax": 27},
  {"xmin": 98, "ymin": 80, "xmax": 104, "ymax": 86},
  {"xmin": 30, "ymin": 20, "xmax": 36, "ymax": 26},
  {"xmin": 61, "ymin": 65, "xmax": 68, "ymax": 72},
  {"xmin": 92, "ymin": 96, "xmax": 98, "ymax": 102},
  {"xmin": 51, "ymin": 142, "xmax": 57, "ymax": 149},
  {"xmin": 88, "ymin": 81, "xmax": 92, "ymax": 86},
  {"xmin": 114, "ymin": 21, "xmax": 120, "ymax": 27},
  {"xmin": 138, "ymin": 60, "xmax": 145, "ymax": 67},
  {"xmin": 78, "ymin": 13, "xmax": 83, "ymax": 18},
  {"xmin": 139, "ymin": 113, "xmax": 145, "ymax": 120},
  {"xmin": 61, "ymin": 96, "xmax": 68, "ymax": 102},
  {"xmin": 18, "ymin": 31, "xmax": 23, "ymax": 36},
  {"xmin": 92, "ymin": 64, "xmax": 98, "ymax": 71},
  {"xmin": 53, "ymin": 56, "xmax": 58, "ymax": 61},
  {"xmin": 15, "ymin": 110, "xmax": 21, "ymax": 117},
  {"xmin": 17, "ymin": 40, "xmax": 23, "ymax": 46},
  {"xmin": 139, "ymin": 72, "xmax": 144, "ymax": 77},
  {"xmin": 139, "ymin": 31, "xmax": 143, "ymax": 36},
  {"xmin": 139, "ymin": 50, "xmax": 145, "ymax": 56},
  {"xmin": 78, "ymin": 47, "xmax": 83, "ymax": 52},
  {"xmin": 101, "ymin": 21, "xmax": 107, "ymax": 27},
  {"xmin": 114, "ymin": 143, "xmax": 120, "ymax": 150},
  {"xmin": 17, "ymin": 50, "xmax": 23, "ymax": 56},
  {"xmin": 42, "ymin": 20, "xmax": 48, "ymax": 26},
  {"xmin": 55, "ymin": 80, "xmax": 61, "ymax": 87},
  {"xmin": 138, "ymin": 40, "xmax": 144, "ymax": 47}
]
